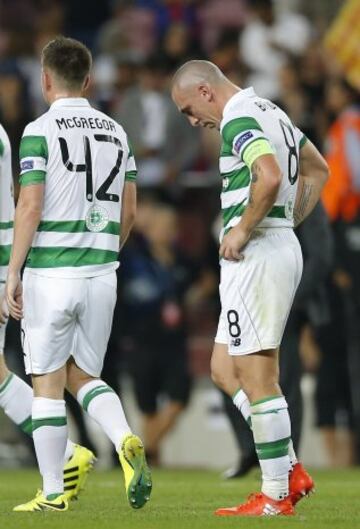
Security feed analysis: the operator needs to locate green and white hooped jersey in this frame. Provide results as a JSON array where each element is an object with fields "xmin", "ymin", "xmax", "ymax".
[
  {"xmin": 0, "ymin": 124, "xmax": 15, "ymax": 281},
  {"xmin": 19, "ymin": 98, "xmax": 137, "ymax": 277},
  {"xmin": 220, "ymin": 87, "xmax": 307, "ymax": 240}
]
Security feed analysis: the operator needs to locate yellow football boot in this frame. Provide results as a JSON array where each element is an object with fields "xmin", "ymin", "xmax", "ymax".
[
  {"xmin": 63, "ymin": 444, "xmax": 96, "ymax": 500},
  {"xmin": 13, "ymin": 490, "xmax": 68, "ymax": 512},
  {"xmin": 119, "ymin": 434, "xmax": 152, "ymax": 509}
]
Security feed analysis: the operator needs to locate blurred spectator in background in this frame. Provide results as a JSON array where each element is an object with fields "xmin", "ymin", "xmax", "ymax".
[
  {"xmin": 322, "ymin": 77, "xmax": 360, "ymax": 463},
  {"xmin": 159, "ymin": 21, "xmax": 202, "ymax": 71},
  {"xmin": 240, "ymin": 0, "xmax": 312, "ymax": 99},
  {"xmin": 209, "ymin": 30, "xmax": 246, "ymax": 85},
  {"xmin": 0, "ymin": 62, "xmax": 32, "ymax": 176},
  {"xmin": 116, "ymin": 55, "xmax": 200, "ymax": 186},
  {"xmin": 96, "ymin": 0, "xmax": 156, "ymax": 59},
  {"xmin": 118, "ymin": 200, "xmax": 198, "ymax": 465},
  {"xmin": 198, "ymin": 0, "xmax": 246, "ymax": 53},
  {"xmin": 137, "ymin": 0, "xmax": 199, "ymax": 43}
]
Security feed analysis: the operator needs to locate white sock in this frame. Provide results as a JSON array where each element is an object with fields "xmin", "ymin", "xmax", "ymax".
[
  {"xmin": 32, "ymin": 397, "xmax": 67, "ymax": 498},
  {"xmin": 251, "ymin": 395, "xmax": 292, "ymax": 501},
  {"xmin": 288, "ymin": 440, "xmax": 298, "ymax": 467},
  {"xmin": 0, "ymin": 372, "xmax": 75, "ymax": 463},
  {"xmin": 233, "ymin": 388, "xmax": 298, "ymax": 469},
  {"xmin": 232, "ymin": 388, "xmax": 251, "ymax": 425},
  {"xmin": 0, "ymin": 372, "xmax": 33, "ymax": 433},
  {"xmin": 77, "ymin": 380, "xmax": 131, "ymax": 450}
]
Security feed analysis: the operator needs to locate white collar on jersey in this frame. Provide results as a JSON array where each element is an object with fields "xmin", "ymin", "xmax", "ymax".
[
  {"xmin": 50, "ymin": 97, "xmax": 91, "ymax": 109},
  {"xmin": 222, "ymin": 87, "xmax": 256, "ymax": 118}
]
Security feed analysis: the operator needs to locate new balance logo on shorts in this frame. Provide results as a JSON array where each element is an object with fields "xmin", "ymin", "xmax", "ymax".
[{"xmin": 231, "ymin": 338, "xmax": 241, "ymax": 347}]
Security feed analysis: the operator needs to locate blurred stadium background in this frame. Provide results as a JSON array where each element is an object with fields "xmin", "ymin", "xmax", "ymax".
[{"xmin": 1, "ymin": 0, "xmax": 360, "ymax": 475}]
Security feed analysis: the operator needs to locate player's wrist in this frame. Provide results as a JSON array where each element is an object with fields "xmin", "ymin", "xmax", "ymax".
[
  {"xmin": 235, "ymin": 220, "xmax": 253, "ymax": 238},
  {"xmin": 7, "ymin": 269, "xmax": 20, "ymax": 279}
]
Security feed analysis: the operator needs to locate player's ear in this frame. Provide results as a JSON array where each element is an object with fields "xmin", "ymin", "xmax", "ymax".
[
  {"xmin": 42, "ymin": 68, "xmax": 51, "ymax": 92},
  {"xmin": 82, "ymin": 75, "xmax": 90, "ymax": 93},
  {"xmin": 198, "ymin": 83, "xmax": 212, "ymax": 101}
]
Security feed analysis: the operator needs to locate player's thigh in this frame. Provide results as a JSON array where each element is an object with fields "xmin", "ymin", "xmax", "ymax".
[
  {"xmin": 74, "ymin": 272, "xmax": 117, "ymax": 377},
  {"xmin": 22, "ymin": 272, "xmax": 77, "ymax": 375}
]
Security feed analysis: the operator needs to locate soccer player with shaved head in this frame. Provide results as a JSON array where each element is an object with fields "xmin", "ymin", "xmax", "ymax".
[{"xmin": 172, "ymin": 60, "xmax": 329, "ymax": 516}]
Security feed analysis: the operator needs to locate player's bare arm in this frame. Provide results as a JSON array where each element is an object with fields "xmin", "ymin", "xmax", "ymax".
[
  {"xmin": 293, "ymin": 140, "xmax": 329, "ymax": 227},
  {"xmin": 219, "ymin": 154, "xmax": 282, "ymax": 261},
  {"xmin": 0, "ymin": 289, "xmax": 8, "ymax": 325},
  {"xmin": 119, "ymin": 181, "xmax": 137, "ymax": 250},
  {"xmin": 6, "ymin": 183, "xmax": 44, "ymax": 319}
]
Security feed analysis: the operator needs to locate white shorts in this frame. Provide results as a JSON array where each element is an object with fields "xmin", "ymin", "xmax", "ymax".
[
  {"xmin": 215, "ymin": 228, "xmax": 303, "ymax": 355},
  {"xmin": 0, "ymin": 283, "xmax": 6, "ymax": 353},
  {"xmin": 22, "ymin": 270, "xmax": 117, "ymax": 376}
]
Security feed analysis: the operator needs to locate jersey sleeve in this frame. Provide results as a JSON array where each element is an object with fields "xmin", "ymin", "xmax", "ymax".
[
  {"xmin": 221, "ymin": 116, "xmax": 275, "ymax": 169},
  {"xmin": 124, "ymin": 139, "xmax": 137, "ymax": 182},
  {"xmin": 19, "ymin": 122, "xmax": 48, "ymax": 186},
  {"xmin": 294, "ymin": 125, "xmax": 308, "ymax": 149}
]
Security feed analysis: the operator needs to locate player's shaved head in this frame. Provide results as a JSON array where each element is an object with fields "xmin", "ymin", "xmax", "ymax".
[
  {"xmin": 171, "ymin": 60, "xmax": 238, "ymax": 130},
  {"xmin": 172, "ymin": 60, "xmax": 226, "ymax": 92}
]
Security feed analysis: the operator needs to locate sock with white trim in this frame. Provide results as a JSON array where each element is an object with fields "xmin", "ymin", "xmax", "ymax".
[
  {"xmin": 77, "ymin": 380, "xmax": 131, "ymax": 450},
  {"xmin": 251, "ymin": 395, "xmax": 292, "ymax": 501},
  {"xmin": 32, "ymin": 397, "xmax": 67, "ymax": 498}
]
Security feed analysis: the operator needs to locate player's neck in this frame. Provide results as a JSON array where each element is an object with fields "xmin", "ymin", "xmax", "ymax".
[
  {"xmin": 48, "ymin": 91, "xmax": 84, "ymax": 105},
  {"xmin": 219, "ymin": 83, "xmax": 241, "ymax": 114}
]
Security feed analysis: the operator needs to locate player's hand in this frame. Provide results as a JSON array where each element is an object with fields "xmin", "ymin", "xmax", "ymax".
[
  {"xmin": 0, "ymin": 292, "xmax": 9, "ymax": 325},
  {"xmin": 6, "ymin": 272, "xmax": 23, "ymax": 320},
  {"xmin": 219, "ymin": 226, "xmax": 250, "ymax": 261}
]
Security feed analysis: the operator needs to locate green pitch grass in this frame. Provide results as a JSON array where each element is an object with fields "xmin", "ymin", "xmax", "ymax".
[{"xmin": 0, "ymin": 467, "xmax": 359, "ymax": 528}]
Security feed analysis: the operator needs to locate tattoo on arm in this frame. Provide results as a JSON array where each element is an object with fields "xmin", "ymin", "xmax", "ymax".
[
  {"xmin": 294, "ymin": 183, "xmax": 313, "ymax": 225},
  {"xmin": 248, "ymin": 163, "xmax": 260, "ymax": 206}
]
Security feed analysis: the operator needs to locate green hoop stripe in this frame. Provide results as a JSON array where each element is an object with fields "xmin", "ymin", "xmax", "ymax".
[
  {"xmin": 32, "ymin": 417, "xmax": 67, "ymax": 431},
  {"xmin": 26, "ymin": 247, "xmax": 118, "ymax": 268},
  {"xmin": 223, "ymin": 203, "xmax": 286, "ymax": 226},
  {"xmin": 125, "ymin": 170, "xmax": 137, "ymax": 181},
  {"xmin": 232, "ymin": 387, "xmax": 243, "ymax": 400},
  {"xmin": 0, "ymin": 221, "xmax": 13, "ymax": 230},
  {"xmin": 0, "ymin": 138, "xmax": 4, "ymax": 157},
  {"xmin": 252, "ymin": 408, "xmax": 286, "ymax": 416},
  {"xmin": 222, "ymin": 200, "xmax": 247, "ymax": 226},
  {"xmin": 20, "ymin": 170, "xmax": 46, "ymax": 186},
  {"xmin": 20, "ymin": 135, "xmax": 48, "ymax": 162},
  {"xmin": 0, "ymin": 245, "xmax": 11, "ymax": 266},
  {"xmin": 220, "ymin": 143, "xmax": 234, "ymax": 157},
  {"xmin": 82, "ymin": 386, "xmax": 115, "ymax": 412},
  {"xmin": 255, "ymin": 436, "xmax": 290, "ymax": 460},
  {"xmin": 251, "ymin": 395, "xmax": 283, "ymax": 407},
  {"xmin": 300, "ymin": 135, "xmax": 308, "ymax": 148},
  {"xmin": 19, "ymin": 416, "xmax": 33, "ymax": 436},
  {"xmin": 222, "ymin": 117, "xmax": 262, "ymax": 145},
  {"xmin": 222, "ymin": 167, "xmax": 251, "ymax": 192},
  {"xmin": 0, "ymin": 373, "xmax": 14, "ymax": 394},
  {"xmin": 37, "ymin": 220, "xmax": 120, "ymax": 235}
]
